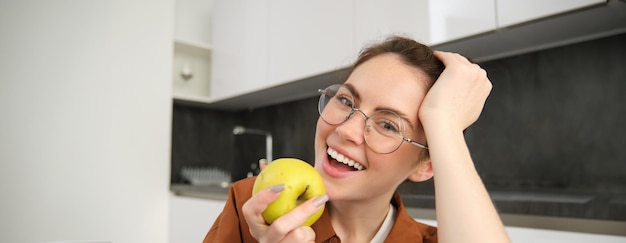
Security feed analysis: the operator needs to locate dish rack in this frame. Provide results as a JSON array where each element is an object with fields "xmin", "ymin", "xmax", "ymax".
[{"xmin": 180, "ymin": 166, "xmax": 232, "ymax": 187}]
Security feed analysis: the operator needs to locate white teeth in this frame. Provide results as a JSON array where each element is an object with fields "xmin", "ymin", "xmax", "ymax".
[{"xmin": 327, "ymin": 147, "xmax": 364, "ymax": 171}]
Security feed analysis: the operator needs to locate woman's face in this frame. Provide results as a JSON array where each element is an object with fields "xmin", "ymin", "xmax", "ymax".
[{"xmin": 314, "ymin": 53, "xmax": 432, "ymax": 202}]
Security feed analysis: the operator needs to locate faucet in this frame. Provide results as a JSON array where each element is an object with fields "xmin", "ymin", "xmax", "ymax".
[{"xmin": 233, "ymin": 126, "xmax": 273, "ymax": 163}]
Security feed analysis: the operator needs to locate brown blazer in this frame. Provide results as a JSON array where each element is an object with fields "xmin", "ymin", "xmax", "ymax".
[{"xmin": 203, "ymin": 177, "xmax": 438, "ymax": 243}]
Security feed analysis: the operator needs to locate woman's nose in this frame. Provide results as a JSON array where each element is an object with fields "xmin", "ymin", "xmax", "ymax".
[{"xmin": 335, "ymin": 110, "xmax": 367, "ymax": 146}]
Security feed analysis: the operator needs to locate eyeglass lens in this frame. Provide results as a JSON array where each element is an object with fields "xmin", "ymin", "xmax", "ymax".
[{"xmin": 318, "ymin": 84, "xmax": 407, "ymax": 154}]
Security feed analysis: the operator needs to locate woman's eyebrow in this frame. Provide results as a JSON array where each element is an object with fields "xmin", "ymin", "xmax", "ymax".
[
  {"xmin": 376, "ymin": 106, "xmax": 416, "ymax": 131},
  {"xmin": 344, "ymin": 82, "xmax": 417, "ymax": 132},
  {"xmin": 343, "ymin": 83, "xmax": 360, "ymax": 101}
]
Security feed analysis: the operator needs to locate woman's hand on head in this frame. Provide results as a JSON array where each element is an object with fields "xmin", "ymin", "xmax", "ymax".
[
  {"xmin": 242, "ymin": 184, "xmax": 326, "ymax": 243},
  {"xmin": 419, "ymin": 51, "xmax": 492, "ymax": 132}
]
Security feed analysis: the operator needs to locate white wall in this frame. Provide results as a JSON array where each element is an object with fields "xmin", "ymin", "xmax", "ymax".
[{"xmin": 0, "ymin": 1, "xmax": 173, "ymax": 242}]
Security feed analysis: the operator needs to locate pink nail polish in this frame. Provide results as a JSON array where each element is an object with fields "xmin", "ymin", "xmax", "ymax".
[
  {"xmin": 268, "ymin": 184, "xmax": 285, "ymax": 193},
  {"xmin": 313, "ymin": 194, "xmax": 329, "ymax": 207}
]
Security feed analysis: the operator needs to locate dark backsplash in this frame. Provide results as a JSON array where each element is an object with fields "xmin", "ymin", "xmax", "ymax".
[
  {"xmin": 171, "ymin": 33, "xmax": 626, "ymax": 220},
  {"xmin": 474, "ymin": 32, "xmax": 626, "ymax": 193},
  {"xmin": 171, "ymin": 105, "xmax": 237, "ymax": 183},
  {"xmin": 172, "ymin": 93, "xmax": 322, "ymax": 183}
]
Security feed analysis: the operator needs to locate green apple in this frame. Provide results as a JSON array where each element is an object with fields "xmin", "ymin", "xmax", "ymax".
[{"xmin": 252, "ymin": 158, "xmax": 326, "ymax": 226}]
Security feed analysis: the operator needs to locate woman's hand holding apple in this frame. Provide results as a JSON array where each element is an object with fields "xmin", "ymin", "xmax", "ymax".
[{"xmin": 242, "ymin": 158, "xmax": 328, "ymax": 242}]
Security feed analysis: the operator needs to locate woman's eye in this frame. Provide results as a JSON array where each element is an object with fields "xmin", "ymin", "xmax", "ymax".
[
  {"xmin": 378, "ymin": 120, "xmax": 400, "ymax": 134},
  {"xmin": 337, "ymin": 95, "xmax": 354, "ymax": 107}
]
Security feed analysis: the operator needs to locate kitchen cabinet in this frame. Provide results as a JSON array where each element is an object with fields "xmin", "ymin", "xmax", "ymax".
[
  {"xmin": 173, "ymin": 41, "xmax": 212, "ymax": 103},
  {"xmin": 354, "ymin": 0, "xmax": 430, "ymax": 49},
  {"xmin": 169, "ymin": 194, "xmax": 225, "ymax": 242},
  {"xmin": 355, "ymin": 0, "xmax": 606, "ymax": 47},
  {"xmin": 210, "ymin": 0, "xmax": 269, "ymax": 101},
  {"xmin": 207, "ymin": 0, "xmax": 622, "ymax": 110},
  {"xmin": 497, "ymin": 0, "xmax": 606, "ymax": 28},
  {"xmin": 174, "ymin": 0, "xmax": 213, "ymax": 45},
  {"xmin": 267, "ymin": 0, "xmax": 353, "ymax": 86},
  {"xmin": 211, "ymin": 0, "xmax": 494, "ymax": 104},
  {"xmin": 210, "ymin": 0, "xmax": 353, "ymax": 103},
  {"xmin": 428, "ymin": 0, "xmax": 497, "ymax": 45},
  {"xmin": 354, "ymin": 0, "xmax": 495, "ymax": 47},
  {"xmin": 172, "ymin": 0, "xmax": 213, "ymax": 103},
  {"xmin": 432, "ymin": 0, "xmax": 621, "ymax": 62}
]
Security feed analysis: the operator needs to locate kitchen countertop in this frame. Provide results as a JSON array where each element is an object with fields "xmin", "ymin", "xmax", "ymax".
[
  {"xmin": 171, "ymin": 184, "xmax": 230, "ymax": 200},
  {"xmin": 170, "ymin": 184, "xmax": 626, "ymax": 236}
]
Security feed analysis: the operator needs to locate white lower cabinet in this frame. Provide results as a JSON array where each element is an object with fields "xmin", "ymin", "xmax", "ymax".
[
  {"xmin": 169, "ymin": 194, "xmax": 226, "ymax": 243},
  {"xmin": 168, "ymin": 195, "xmax": 626, "ymax": 242}
]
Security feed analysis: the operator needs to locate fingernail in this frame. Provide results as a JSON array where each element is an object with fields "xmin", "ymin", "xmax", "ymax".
[
  {"xmin": 268, "ymin": 184, "xmax": 285, "ymax": 193},
  {"xmin": 312, "ymin": 194, "xmax": 329, "ymax": 207}
]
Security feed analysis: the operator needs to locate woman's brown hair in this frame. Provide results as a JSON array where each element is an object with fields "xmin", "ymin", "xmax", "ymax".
[
  {"xmin": 352, "ymin": 35, "xmax": 445, "ymax": 85},
  {"xmin": 349, "ymin": 35, "xmax": 445, "ymax": 160}
]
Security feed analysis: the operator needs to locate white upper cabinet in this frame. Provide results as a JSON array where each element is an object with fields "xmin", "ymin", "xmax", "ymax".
[
  {"xmin": 354, "ymin": 0, "xmax": 430, "ymax": 49},
  {"xmin": 497, "ymin": 0, "xmax": 606, "ymax": 28},
  {"xmin": 210, "ymin": 0, "xmax": 269, "ymax": 101},
  {"xmin": 174, "ymin": 0, "xmax": 213, "ymax": 47},
  {"xmin": 208, "ymin": 0, "xmax": 618, "ymax": 109},
  {"xmin": 428, "ymin": 0, "xmax": 497, "ymax": 45},
  {"xmin": 173, "ymin": 0, "xmax": 213, "ymax": 102},
  {"xmin": 268, "ymin": 0, "xmax": 354, "ymax": 86},
  {"xmin": 355, "ymin": 0, "xmax": 497, "ymax": 46}
]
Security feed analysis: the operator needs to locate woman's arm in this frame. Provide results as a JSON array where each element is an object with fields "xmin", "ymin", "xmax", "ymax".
[{"xmin": 419, "ymin": 51, "xmax": 510, "ymax": 243}]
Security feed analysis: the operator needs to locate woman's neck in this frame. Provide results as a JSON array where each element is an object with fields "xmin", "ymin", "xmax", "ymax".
[{"xmin": 328, "ymin": 194, "xmax": 394, "ymax": 243}]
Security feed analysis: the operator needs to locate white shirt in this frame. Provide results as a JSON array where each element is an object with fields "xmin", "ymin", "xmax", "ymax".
[{"xmin": 370, "ymin": 204, "xmax": 397, "ymax": 243}]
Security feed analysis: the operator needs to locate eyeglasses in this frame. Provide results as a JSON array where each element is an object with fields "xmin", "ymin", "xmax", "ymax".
[{"xmin": 317, "ymin": 84, "xmax": 428, "ymax": 154}]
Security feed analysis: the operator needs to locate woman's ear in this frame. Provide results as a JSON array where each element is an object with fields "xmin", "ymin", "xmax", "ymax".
[{"xmin": 408, "ymin": 159, "xmax": 433, "ymax": 182}]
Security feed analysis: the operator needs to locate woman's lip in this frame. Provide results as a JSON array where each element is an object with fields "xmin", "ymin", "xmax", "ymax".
[{"xmin": 322, "ymin": 147, "xmax": 361, "ymax": 179}]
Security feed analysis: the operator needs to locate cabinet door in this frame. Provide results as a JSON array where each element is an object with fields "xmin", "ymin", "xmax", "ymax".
[
  {"xmin": 169, "ymin": 195, "xmax": 226, "ymax": 242},
  {"xmin": 174, "ymin": 0, "xmax": 213, "ymax": 46},
  {"xmin": 268, "ymin": 1, "xmax": 353, "ymax": 86},
  {"xmin": 354, "ymin": 0, "xmax": 430, "ymax": 48},
  {"xmin": 497, "ymin": 0, "xmax": 606, "ymax": 28},
  {"xmin": 429, "ymin": 0, "xmax": 497, "ymax": 45},
  {"xmin": 211, "ymin": 0, "xmax": 269, "ymax": 101},
  {"xmin": 173, "ymin": 0, "xmax": 213, "ymax": 102}
]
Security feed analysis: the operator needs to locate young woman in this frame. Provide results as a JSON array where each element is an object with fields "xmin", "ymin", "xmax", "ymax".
[{"xmin": 204, "ymin": 36, "xmax": 510, "ymax": 243}]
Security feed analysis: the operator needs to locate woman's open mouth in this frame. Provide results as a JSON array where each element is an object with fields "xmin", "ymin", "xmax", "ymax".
[{"xmin": 327, "ymin": 147, "xmax": 365, "ymax": 171}]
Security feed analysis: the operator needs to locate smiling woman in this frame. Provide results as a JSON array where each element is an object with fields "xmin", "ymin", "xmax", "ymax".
[
  {"xmin": 164, "ymin": 31, "xmax": 626, "ymax": 243},
  {"xmin": 202, "ymin": 35, "xmax": 510, "ymax": 243}
]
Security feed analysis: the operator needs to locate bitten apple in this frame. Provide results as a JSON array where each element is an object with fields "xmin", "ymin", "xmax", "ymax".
[{"xmin": 252, "ymin": 158, "xmax": 326, "ymax": 226}]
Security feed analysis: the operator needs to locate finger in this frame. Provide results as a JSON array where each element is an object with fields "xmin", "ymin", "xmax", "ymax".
[
  {"xmin": 279, "ymin": 226, "xmax": 316, "ymax": 243},
  {"xmin": 242, "ymin": 184, "xmax": 285, "ymax": 224},
  {"xmin": 433, "ymin": 51, "xmax": 471, "ymax": 65},
  {"xmin": 259, "ymin": 158, "xmax": 268, "ymax": 170},
  {"xmin": 267, "ymin": 194, "xmax": 328, "ymax": 236}
]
